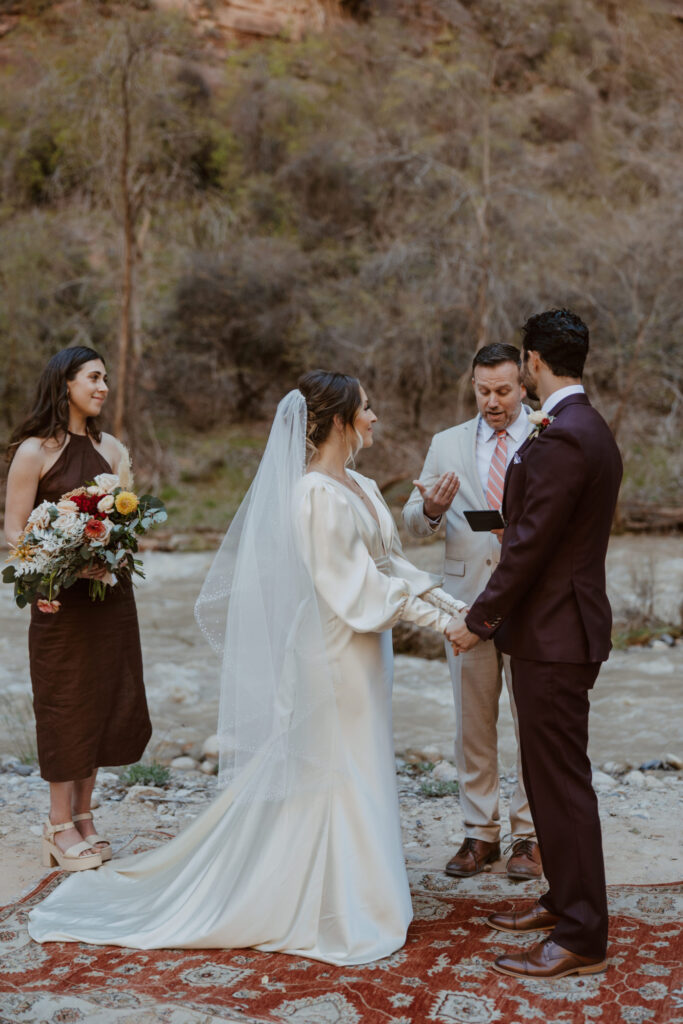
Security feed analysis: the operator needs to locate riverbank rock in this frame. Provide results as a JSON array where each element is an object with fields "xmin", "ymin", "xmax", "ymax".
[
  {"xmin": 592, "ymin": 770, "xmax": 617, "ymax": 791},
  {"xmin": 432, "ymin": 760, "xmax": 458, "ymax": 784},
  {"xmin": 123, "ymin": 785, "xmax": 165, "ymax": 803},
  {"xmin": 171, "ymin": 756, "xmax": 198, "ymax": 771},
  {"xmin": 201, "ymin": 735, "xmax": 220, "ymax": 759}
]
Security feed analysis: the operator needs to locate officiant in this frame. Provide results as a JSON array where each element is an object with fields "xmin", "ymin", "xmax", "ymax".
[{"xmin": 403, "ymin": 343, "xmax": 539, "ymax": 880}]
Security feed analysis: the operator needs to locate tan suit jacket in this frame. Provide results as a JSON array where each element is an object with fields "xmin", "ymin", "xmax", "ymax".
[{"xmin": 402, "ymin": 415, "xmax": 503, "ymax": 603}]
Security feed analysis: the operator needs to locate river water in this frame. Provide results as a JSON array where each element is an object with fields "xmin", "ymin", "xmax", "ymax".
[{"xmin": 0, "ymin": 536, "xmax": 681, "ymax": 768}]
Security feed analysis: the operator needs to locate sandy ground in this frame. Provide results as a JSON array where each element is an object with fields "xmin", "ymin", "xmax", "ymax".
[{"xmin": 0, "ymin": 536, "xmax": 681, "ymax": 906}]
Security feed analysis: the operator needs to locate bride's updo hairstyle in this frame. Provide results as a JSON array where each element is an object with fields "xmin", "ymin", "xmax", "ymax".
[{"xmin": 297, "ymin": 370, "xmax": 362, "ymax": 463}]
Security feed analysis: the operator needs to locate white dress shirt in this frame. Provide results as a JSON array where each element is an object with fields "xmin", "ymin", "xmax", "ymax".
[
  {"xmin": 543, "ymin": 384, "xmax": 585, "ymax": 415},
  {"xmin": 475, "ymin": 405, "xmax": 531, "ymax": 496}
]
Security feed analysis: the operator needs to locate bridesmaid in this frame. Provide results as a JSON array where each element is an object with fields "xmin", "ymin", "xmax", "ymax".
[{"xmin": 4, "ymin": 347, "xmax": 152, "ymax": 871}]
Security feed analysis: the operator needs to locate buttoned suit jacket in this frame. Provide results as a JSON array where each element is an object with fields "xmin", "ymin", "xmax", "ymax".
[
  {"xmin": 402, "ymin": 415, "xmax": 506, "ymax": 604},
  {"xmin": 466, "ymin": 394, "xmax": 623, "ymax": 663}
]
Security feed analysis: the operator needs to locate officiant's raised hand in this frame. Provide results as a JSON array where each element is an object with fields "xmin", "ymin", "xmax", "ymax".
[
  {"xmin": 413, "ymin": 471, "xmax": 460, "ymax": 520},
  {"xmin": 444, "ymin": 615, "xmax": 480, "ymax": 656}
]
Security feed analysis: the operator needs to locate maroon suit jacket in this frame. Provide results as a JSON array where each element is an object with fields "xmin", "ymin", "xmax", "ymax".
[{"xmin": 465, "ymin": 394, "xmax": 622, "ymax": 663}]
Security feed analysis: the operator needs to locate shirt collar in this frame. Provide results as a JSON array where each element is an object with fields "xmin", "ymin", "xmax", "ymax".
[
  {"xmin": 479, "ymin": 404, "xmax": 530, "ymax": 443},
  {"xmin": 542, "ymin": 384, "xmax": 585, "ymax": 415}
]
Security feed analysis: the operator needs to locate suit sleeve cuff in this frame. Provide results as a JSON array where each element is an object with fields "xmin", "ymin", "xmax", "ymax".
[
  {"xmin": 465, "ymin": 609, "xmax": 499, "ymax": 640},
  {"xmin": 424, "ymin": 510, "xmax": 442, "ymax": 528}
]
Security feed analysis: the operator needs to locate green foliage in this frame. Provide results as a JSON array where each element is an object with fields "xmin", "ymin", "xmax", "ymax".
[
  {"xmin": 420, "ymin": 779, "xmax": 460, "ymax": 798},
  {"xmin": 121, "ymin": 761, "xmax": 170, "ymax": 787}
]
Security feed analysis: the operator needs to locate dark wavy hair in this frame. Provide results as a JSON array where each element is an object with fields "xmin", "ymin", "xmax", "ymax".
[
  {"xmin": 297, "ymin": 370, "xmax": 362, "ymax": 462},
  {"xmin": 7, "ymin": 346, "xmax": 105, "ymax": 463},
  {"xmin": 522, "ymin": 309, "xmax": 589, "ymax": 378}
]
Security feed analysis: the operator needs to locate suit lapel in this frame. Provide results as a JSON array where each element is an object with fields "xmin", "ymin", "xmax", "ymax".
[{"xmin": 502, "ymin": 394, "xmax": 591, "ymax": 515}]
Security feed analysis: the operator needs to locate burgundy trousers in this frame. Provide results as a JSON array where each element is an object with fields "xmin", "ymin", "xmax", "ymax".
[{"xmin": 510, "ymin": 657, "xmax": 608, "ymax": 959}]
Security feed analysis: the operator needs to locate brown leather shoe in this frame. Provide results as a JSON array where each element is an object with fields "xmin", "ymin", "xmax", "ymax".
[
  {"xmin": 505, "ymin": 838, "xmax": 542, "ymax": 880},
  {"xmin": 488, "ymin": 901, "xmax": 559, "ymax": 933},
  {"xmin": 445, "ymin": 838, "xmax": 501, "ymax": 878},
  {"xmin": 493, "ymin": 938, "xmax": 607, "ymax": 979}
]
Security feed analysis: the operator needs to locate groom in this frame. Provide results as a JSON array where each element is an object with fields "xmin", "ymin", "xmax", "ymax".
[{"xmin": 449, "ymin": 309, "xmax": 622, "ymax": 979}]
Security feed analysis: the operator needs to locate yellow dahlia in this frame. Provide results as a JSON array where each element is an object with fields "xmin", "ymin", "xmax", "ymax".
[{"xmin": 115, "ymin": 490, "xmax": 139, "ymax": 515}]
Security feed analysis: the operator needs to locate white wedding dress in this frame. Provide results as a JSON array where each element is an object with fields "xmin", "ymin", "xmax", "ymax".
[{"xmin": 28, "ymin": 470, "xmax": 459, "ymax": 965}]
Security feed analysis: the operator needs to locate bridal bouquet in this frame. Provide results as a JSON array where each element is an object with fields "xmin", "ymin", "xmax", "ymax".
[{"xmin": 3, "ymin": 472, "xmax": 167, "ymax": 613}]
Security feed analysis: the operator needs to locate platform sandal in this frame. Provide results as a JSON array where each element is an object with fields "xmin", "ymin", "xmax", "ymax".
[
  {"xmin": 42, "ymin": 820, "xmax": 102, "ymax": 871},
  {"xmin": 73, "ymin": 811, "xmax": 112, "ymax": 862}
]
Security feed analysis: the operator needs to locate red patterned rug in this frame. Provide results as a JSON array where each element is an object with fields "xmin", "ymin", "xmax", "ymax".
[{"xmin": 0, "ymin": 833, "xmax": 681, "ymax": 1024}]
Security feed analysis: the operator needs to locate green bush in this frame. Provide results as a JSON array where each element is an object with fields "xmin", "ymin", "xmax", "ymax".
[{"xmin": 121, "ymin": 762, "xmax": 170, "ymax": 788}]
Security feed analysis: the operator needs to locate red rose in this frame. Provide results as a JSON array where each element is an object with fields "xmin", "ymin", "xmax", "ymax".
[
  {"xmin": 542, "ymin": 417, "xmax": 550, "ymax": 426},
  {"xmin": 72, "ymin": 493, "xmax": 100, "ymax": 515}
]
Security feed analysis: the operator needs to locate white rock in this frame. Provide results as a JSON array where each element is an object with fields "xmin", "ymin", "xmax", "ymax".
[
  {"xmin": 90, "ymin": 790, "xmax": 101, "ymax": 809},
  {"xmin": 123, "ymin": 784, "xmax": 163, "ymax": 803},
  {"xmin": 170, "ymin": 756, "xmax": 197, "ymax": 771},
  {"xmin": 201, "ymin": 734, "xmax": 220, "ymax": 759},
  {"xmin": 645, "ymin": 776, "xmax": 664, "ymax": 789},
  {"xmin": 199, "ymin": 759, "xmax": 217, "ymax": 775},
  {"xmin": 29, "ymin": 825, "xmax": 43, "ymax": 836},
  {"xmin": 432, "ymin": 760, "xmax": 458, "ymax": 784},
  {"xmin": 592, "ymin": 770, "xmax": 617, "ymax": 791},
  {"xmin": 623, "ymin": 770, "xmax": 646, "ymax": 787},
  {"xmin": 97, "ymin": 771, "xmax": 120, "ymax": 785},
  {"xmin": 664, "ymin": 753, "xmax": 683, "ymax": 770},
  {"xmin": 632, "ymin": 811, "xmax": 651, "ymax": 820}
]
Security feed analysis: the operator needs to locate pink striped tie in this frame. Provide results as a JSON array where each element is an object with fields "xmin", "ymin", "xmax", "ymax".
[{"xmin": 486, "ymin": 430, "xmax": 508, "ymax": 510}]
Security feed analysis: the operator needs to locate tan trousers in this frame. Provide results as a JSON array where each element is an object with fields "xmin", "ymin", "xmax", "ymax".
[{"xmin": 446, "ymin": 637, "xmax": 535, "ymax": 844}]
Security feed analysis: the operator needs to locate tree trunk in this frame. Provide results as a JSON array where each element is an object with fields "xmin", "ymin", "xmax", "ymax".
[
  {"xmin": 113, "ymin": 36, "xmax": 135, "ymax": 444},
  {"xmin": 455, "ymin": 53, "xmax": 496, "ymax": 423}
]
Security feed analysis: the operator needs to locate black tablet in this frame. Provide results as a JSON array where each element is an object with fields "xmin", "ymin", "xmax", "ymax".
[{"xmin": 463, "ymin": 509, "xmax": 506, "ymax": 531}]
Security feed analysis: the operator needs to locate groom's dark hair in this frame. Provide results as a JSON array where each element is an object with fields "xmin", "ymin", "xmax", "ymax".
[
  {"xmin": 522, "ymin": 309, "xmax": 589, "ymax": 378},
  {"xmin": 472, "ymin": 343, "xmax": 521, "ymax": 372}
]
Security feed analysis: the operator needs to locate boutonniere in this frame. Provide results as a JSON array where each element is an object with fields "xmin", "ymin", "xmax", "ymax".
[{"xmin": 527, "ymin": 410, "xmax": 555, "ymax": 440}]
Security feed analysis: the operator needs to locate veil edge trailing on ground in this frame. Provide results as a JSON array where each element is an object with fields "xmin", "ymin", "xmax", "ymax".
[{"xmin": 195, "ymin": 390, "xmax": 341, "ymax": 801}]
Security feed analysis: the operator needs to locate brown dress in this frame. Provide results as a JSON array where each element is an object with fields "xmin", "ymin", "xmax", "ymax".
[{"xmin": 28, "ymin": 432, "xmax": 152, "ymax": 782}]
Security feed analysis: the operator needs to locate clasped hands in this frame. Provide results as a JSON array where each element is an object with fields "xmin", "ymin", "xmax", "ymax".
[{"xmin": 444, "ymin": 611, "xmax": 479, "ymax": 657}]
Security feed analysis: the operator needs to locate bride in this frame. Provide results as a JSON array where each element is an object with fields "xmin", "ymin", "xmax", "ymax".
[{"xmin": 28, "ymin": 370, "xmax": 465, "ymax": 965}]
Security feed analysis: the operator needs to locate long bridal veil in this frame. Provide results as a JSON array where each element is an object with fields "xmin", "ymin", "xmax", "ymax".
[{"xmin": 195, "ymin": 390, "xmax": 342, "ymax": 801}]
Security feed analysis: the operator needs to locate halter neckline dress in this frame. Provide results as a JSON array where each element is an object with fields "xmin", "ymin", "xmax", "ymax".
[{"xmin": 28, "ymin": 432, "xmax": 151, "ymax": 782}]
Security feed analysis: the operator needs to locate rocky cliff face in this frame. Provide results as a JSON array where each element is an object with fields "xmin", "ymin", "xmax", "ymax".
[{"xmin": 156, "ymin": 0, "xmax": 342, "ymax": 41}]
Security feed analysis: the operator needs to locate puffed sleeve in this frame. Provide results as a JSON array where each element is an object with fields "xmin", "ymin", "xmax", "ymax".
[{"xmin": 298, "ymin": 480, "xmax": 452, "ymax": 634}]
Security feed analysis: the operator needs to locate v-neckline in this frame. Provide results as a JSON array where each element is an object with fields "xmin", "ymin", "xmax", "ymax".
[{"xmin": 308, "ymin": 469, "xmax": 386, "ymax": 545}]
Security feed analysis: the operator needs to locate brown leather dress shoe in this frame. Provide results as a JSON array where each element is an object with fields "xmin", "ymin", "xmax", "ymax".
[
  {"xmin": 445, "ymin": 838, "xmax": 501, "ymax": 878},
  {"xmin": 493, "ymin": 937, "xmax": 607, "ymax": 979},
  {"xmin": 488, "ymin": 901, "xmax": 559, "ymax": 933},
  {"xmin": 505, "ymin": 838, "xmax": 542, "ymax": 880}
]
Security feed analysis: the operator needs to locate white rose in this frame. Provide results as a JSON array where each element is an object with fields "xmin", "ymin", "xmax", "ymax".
[
  {"xmin": 528, "ymin": 410, "xmax": 546, "ymax": 426},
  {"xmin": 87, "ymin": 485, "xmax": 101, "ymax": 496},
  {"xmin": 56, "ymin": 499, "xmax": 79, "ymax": 514},
  {"xmin": 93, "ymin": 473, "xmax": 120, "ymax": 494},
  {"xmin": 97, "ymin": 494, "xmax": 115, "ymax": 514},
  {"xmin": 26, "ymin": 502, "xmax": 54, "ymax": 530},
  {"xmin": 53, "ymin": 513, "xmax": 85, "ymax": 542}
]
